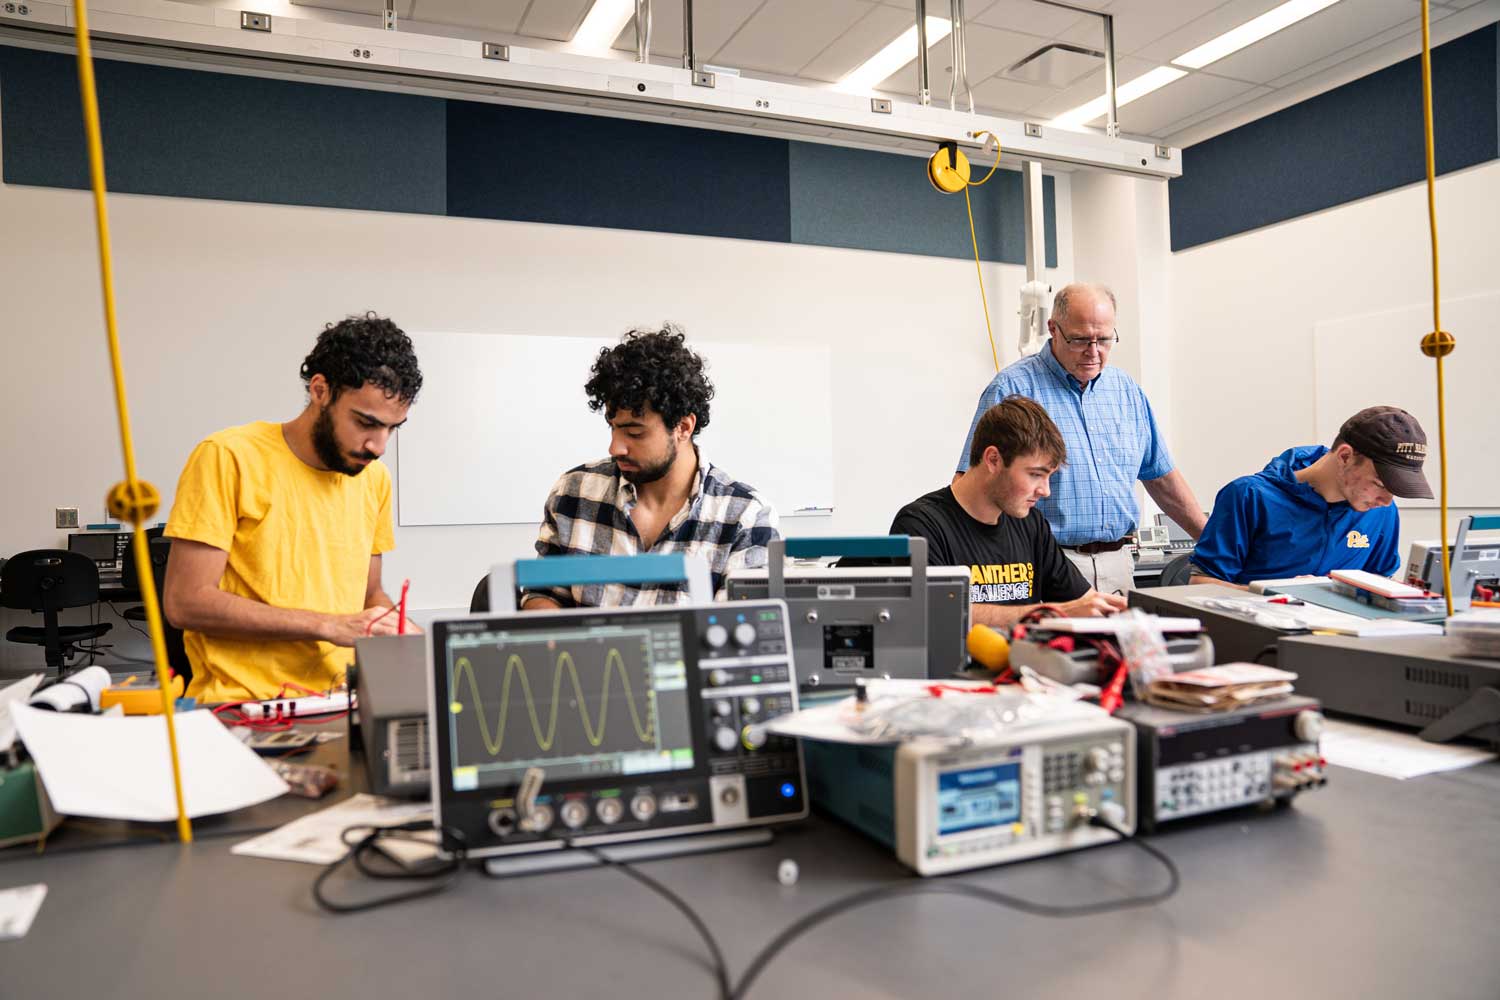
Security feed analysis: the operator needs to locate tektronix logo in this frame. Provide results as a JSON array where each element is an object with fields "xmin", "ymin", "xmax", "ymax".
[
  {"xmin": 1395, "ymin": 442, "xmax": 1427, "ymax": 457},
  {"xmin": 1346, "ymin": 531, "xmax": 1371, "ymax": 549}
]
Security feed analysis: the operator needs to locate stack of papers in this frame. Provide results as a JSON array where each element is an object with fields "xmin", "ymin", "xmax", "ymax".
[
  {"xmin": 1144, "ymin": 663, "xmax": 1297, "ymax": 712},
  {"xmin": 10, "ymin": 705, "xmax": 288, "ymax": 821},
  {"xmin": 1189, "ymin": 594, "xmax": 1443, "ymax": 636},
  {"xmin": 1329, "ymin": 570, "xmax": 1449, "ymax": 615}
]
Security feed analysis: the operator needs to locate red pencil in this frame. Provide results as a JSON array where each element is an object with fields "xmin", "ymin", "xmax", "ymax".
[{"xmin": 397, "ymin": 579, "xmax": 410, "ymax": 635}]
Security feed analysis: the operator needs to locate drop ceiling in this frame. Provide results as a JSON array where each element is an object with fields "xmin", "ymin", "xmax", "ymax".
[{"xmin": 285, "ymin": 0, "xmax": 1500, "ymax": 145}]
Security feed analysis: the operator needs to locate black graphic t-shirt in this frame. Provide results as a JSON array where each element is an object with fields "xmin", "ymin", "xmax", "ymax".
[{"xmin": 890, "ymin": 487, "xmax": 1089, "ymax": 607}]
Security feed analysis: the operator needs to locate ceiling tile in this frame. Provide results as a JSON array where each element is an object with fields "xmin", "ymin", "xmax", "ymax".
[
  {"xmin": 1160, "ymin": 82, "xmax": 1275, "ymax": 140},
  {"xmin": 1202, "ymin": 0, "xmax": 1419, "ymax": 85},
  {"xmin": 1104, "ymin": 70, "xmax": 1259, "ymax": 135},
  {"xmin": 1019, "ymin": 54, "xmax": 1155, "ymax": 117},
  {"xmin": 712, "ymin": 0, "xmax": 875, "ymax": 76},
  {"xmin": 796, "ymin": 4, "xmax": 914, "ymax": 82},
  {"xmin": 970, "ymin": 75, "xmax": 1060, "ymax": 116},
  {"xmin": 618, "ymin": 0, "xmax": 770, "ymax": 61},
  {"xmin": 973, "ymin": 0, "xmax": 1095, "ymax": 37},
  {"xmin": 1058, "ymin": 0, "xmax": 1230, "ymax": 55},
  {"xmin": 516, "ymin": 0, "xmax": 591, "ymax": 41},
  {"xmin": 877, "ymin": 22, "xmax": 1052, "ymax": 95},
  {"xmin": 1130, "ymin": 0, "xmax": 1291, "ymax": 65}
]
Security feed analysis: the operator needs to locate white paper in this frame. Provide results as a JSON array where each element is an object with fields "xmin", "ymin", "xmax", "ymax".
[
  {"xmin": 232, "ymin": 793, "xmax": 433, "ymax": 865},
  {"xmin": 1320, "ymin": 719, "xmax": 1497, "ymax": 779},
  {"xmin": 1188, "ymin": 594, "xmax": 1410, "ymax": 634},
  {"xmin": 11, "ymin": 705, "xmax": 289, "ymax": 821},
  {"xmin": 1033, "ymin": 617, "xmax": 1202, "ymax": 634},
  {"xmin": 0, "ymin": 884, "xmax": 47, "ymax": 941},
  {"xmin": 0, "ymin": 674, "xmax": 44, "ymax": 749},
  {"xmin": 1249, "ymin": 576, "xmax": 1332, "ymax": 594}
]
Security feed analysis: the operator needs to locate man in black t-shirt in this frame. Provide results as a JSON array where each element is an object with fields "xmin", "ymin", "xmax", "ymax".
[{"xmin": 892, "ymin": 396, "xmax": 1127, "ymax": 627}]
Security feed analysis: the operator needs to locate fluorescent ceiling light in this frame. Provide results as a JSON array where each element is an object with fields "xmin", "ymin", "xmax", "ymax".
[
  {"xmin": 1173, "ymin": 0, "xmax": 1342, "ymax": 69},
  {"xmin": 572, "ymin": 0, "xmax": 635, "ymax": 54},
  {"xmin": 838, "ymin": 17, "xmax": 953, "ymax": 94},
  {"xmin": 1049, "ymin": 66, "xmax": 1187, "ymax": 130}
]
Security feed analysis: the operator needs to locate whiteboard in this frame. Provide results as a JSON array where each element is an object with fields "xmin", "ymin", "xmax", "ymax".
[
  {"xmin": 1313, "ymin": 292, "xmax": 1499, "ymax": 508},
  {"xmin": 396, "ymin": 332, "xmax": 835, "ymax": 526}
]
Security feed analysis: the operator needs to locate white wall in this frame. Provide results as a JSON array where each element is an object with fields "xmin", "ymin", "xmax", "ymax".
[
  {"xmin": 0, "ymin": 101, "xmax": 1073, "ymax": 671},
  {"xmin": 1168, "ymin": 159, "xmax": 1500, "ymax": 558}
]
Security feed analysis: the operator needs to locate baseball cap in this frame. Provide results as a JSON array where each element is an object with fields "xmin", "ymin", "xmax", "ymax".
[{"xmin": 1338, "ymin": 406, "xmax": 1433, "ymax": 499}]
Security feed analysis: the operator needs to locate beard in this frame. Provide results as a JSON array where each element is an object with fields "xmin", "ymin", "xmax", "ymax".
[
  {"xmin": 618, "ymin": 436, "xmax": 677, "ymax": 485},
  {"xmin": 312, "ymin": 404, "xmax": 375, "ymax": 476}
]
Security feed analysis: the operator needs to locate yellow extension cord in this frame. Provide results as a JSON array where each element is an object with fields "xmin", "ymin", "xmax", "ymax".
[
  {"xmin": 1418, "ymin": 0, "xmax": 1457, "ymax": 618},
  {"xmin": 71, "ymin": 1, "xmax": 192, "ymax": 841},
  {"xmin": 958, "ymin": 132, "xmax": 1004, "ymax": 374}
]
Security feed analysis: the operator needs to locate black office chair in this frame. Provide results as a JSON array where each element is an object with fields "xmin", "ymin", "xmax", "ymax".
[
  {"xmin": 470, "ymin": 573, "xmax": 490, "ymax": 613},
  {"xmin": 119, "ymin": 535, "xmax": 192, "ymax": 685},
  {"xmin": 1160, "ymin": 553, "xmax": 1195, "ymax": 588},
  {"xmin": 1, "ymin": 549, "xmax": 112, "ymax": 672}
]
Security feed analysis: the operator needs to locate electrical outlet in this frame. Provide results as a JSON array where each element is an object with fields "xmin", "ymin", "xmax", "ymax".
[{"xmin": 56, "ymin": 507, "xmax": 79, "ymax": 529}]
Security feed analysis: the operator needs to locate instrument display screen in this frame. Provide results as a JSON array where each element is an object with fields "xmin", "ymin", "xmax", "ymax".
[
  {"xmin": 937, "ymin": 761, "xmax": 1021, "ymax": 835},
  {"xmin": 440, "ymin": 615, "xmax": 696, "ymax": 792}
]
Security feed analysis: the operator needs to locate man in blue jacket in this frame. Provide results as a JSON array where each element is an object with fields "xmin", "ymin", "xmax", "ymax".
[{"xmin": 1190, "ymin": 407, "xmax": 1432, "ymax": 588}]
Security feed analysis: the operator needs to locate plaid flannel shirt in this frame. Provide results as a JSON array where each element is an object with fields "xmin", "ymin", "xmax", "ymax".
[{"xmin": 523, "ymin": 453, "xmax": 780, "ymax": 607}]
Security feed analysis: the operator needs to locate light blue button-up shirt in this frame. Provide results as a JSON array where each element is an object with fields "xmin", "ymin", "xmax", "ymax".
[{"xmin": 955, "ymin": 340, "xmax": 1174, "ymax": 546}]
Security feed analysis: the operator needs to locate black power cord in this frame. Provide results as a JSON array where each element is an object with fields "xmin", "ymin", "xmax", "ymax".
[
  {"xmin": 312, "ymin": 822, "xmax": 468, "ymax": 914},
  {"xmin": 558, "ymin": 844, "xmax": 732, "ymax": 1000},
  {"xmin": 728, "ymin": 817, "xmax": 1179, "ymax": 1000},
  {"xmin": 308, "ymin": 816, "xmax": 1178, "ymax": 1000}
]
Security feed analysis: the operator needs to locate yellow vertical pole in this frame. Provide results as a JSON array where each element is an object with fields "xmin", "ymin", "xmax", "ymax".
[{"xmin": 71, "ymin": 0, "xmax": 192, "ymax": 842}]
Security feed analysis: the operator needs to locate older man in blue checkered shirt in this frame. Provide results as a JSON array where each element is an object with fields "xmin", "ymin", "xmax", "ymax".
[{"xmin": 955, "ymin": 283, "xmax": 1205, "ymax": 596}]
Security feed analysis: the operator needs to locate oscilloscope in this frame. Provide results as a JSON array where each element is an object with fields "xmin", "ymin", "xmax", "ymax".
[{"xmin": 428, "ymin": 599, "xmax": 807, "ymax": 863}]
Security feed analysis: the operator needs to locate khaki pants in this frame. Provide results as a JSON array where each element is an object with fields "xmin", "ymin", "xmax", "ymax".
[{"xmin": 1062, "ymin": 546, "xmax": 1135, "ymax": 598}]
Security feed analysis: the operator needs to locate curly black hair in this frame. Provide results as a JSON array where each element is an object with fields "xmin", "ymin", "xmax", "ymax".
[
  {"xmin": 585, "ymin": 325, "xmax": 713, "ymax": 435},
  {"xmin": 300, "ymin": 312, "xmax": 423, "ymax": 404}
]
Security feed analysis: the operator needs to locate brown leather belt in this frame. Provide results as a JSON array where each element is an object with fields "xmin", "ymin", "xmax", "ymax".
[{"xmin": 1063, "ymin": 538, "xmax": 1132, "ymax": 555}]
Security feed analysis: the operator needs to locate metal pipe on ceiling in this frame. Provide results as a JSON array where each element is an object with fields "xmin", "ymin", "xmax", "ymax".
[
  {"xmin": 635, "ymin": 0, "xmax": 652, "ymax": 64},
  {"xmin": 682, "ymin": 0, "xmax": 695, "ymax": 71},
  {"xmin": 948, "ymin": 0, "xmax": 972, "ymax": 113},
  {"xmin": 1102, "ymin": 12, "xmax": 1118, "ymax": 137},
  {"xmin": 915, "ymin": 0, "xmax": 931, "ymax": 106}
]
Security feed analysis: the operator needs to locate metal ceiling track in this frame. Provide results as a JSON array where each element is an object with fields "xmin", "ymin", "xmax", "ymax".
[{"xmin": 0, "ymin": 0, "xmax": 1180, "ymax": 179}]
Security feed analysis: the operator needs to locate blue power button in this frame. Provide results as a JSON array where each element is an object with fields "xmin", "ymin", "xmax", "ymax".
[{"xmin": 780, "ymin": 782, "xmax": 796, "ymax": 799}]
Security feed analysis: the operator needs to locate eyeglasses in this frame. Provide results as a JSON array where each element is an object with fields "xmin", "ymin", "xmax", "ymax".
[{"xmin": 1054, "ymin": 327, "xmax": 1120, "ymax": 351}]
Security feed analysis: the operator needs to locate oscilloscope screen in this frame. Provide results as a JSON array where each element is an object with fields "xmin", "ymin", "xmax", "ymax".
[{"xmin": 441, "ymin": 618, "xmax": 696, "ymax": 791}]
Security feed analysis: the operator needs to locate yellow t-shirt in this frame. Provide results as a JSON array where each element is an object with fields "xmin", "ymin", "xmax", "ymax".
[{"xmin": 164, "ymin": 421, "xmax": 395, "ymax": 702}]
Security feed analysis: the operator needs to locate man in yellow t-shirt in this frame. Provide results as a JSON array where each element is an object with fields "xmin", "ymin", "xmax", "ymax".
[{"xmin": 162, "ymin": 314, "xmax": 423, "ymax": 702}]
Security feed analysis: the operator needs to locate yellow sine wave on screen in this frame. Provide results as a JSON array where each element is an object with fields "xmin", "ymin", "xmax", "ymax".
[{"xmin": 451, "ymin": 650, "xmax": 657, "ymax": 756}]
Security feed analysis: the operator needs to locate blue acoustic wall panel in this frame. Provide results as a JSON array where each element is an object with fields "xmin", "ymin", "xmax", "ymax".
[
  {"xmin": 787, "ymin": 141, "xmax": 1057, "ymax": 266},
  {"xmin": 1, "ymin": 43, "xmax": 1059, "ymax": 262},
  {"xmin": 445, "ymin": 101, "xmax": 791, "ymax": 242},
  {"xmin": 1170, "ymin": 24, "xmax": 1499, "ymax": 251},
  {"xmin": 0, "ymin": 46, "xmax": 446, "ymax": 214}
]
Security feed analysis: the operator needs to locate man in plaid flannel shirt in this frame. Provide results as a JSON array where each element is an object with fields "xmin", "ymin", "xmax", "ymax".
[{"xmin": 520, "ymin": 326, "xmax": 780, "ymax": 609}]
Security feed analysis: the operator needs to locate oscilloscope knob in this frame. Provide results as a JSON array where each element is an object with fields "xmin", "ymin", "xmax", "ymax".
[
  {"xmin": 596, "ymin": 797, "xmax": 624, "ymax": 825},
  {"xmin": 704, "ymin": 624, "xmax": 730, "ymax": 649},
  {"xmin": 741, "ymin": 696, "xmax": 762, "ymax": 716},
  {"xmin": 709, "ymin": 668, "xmax": 732, "ymax": 687},
  {"xmin": 712, "ymin": 699, "xmax": 733, "ymax": 718},
  {"xmin": 733, "ymin": 622, "xmax": 757, "ymax": 648},
  {"xmin": 714, "ymin": 726, "xmax": 739, "ymax": 753},
  {"xmin": 559, "ymin": 799, "xmax": 589, "ymax": 830},
  {"xmin": 742, "ymin": 724, "xmax": 768, "ymax": 751},
  {"xmin": 630, "ymin": 794, "xmax": 657, "ymax": 822}
]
